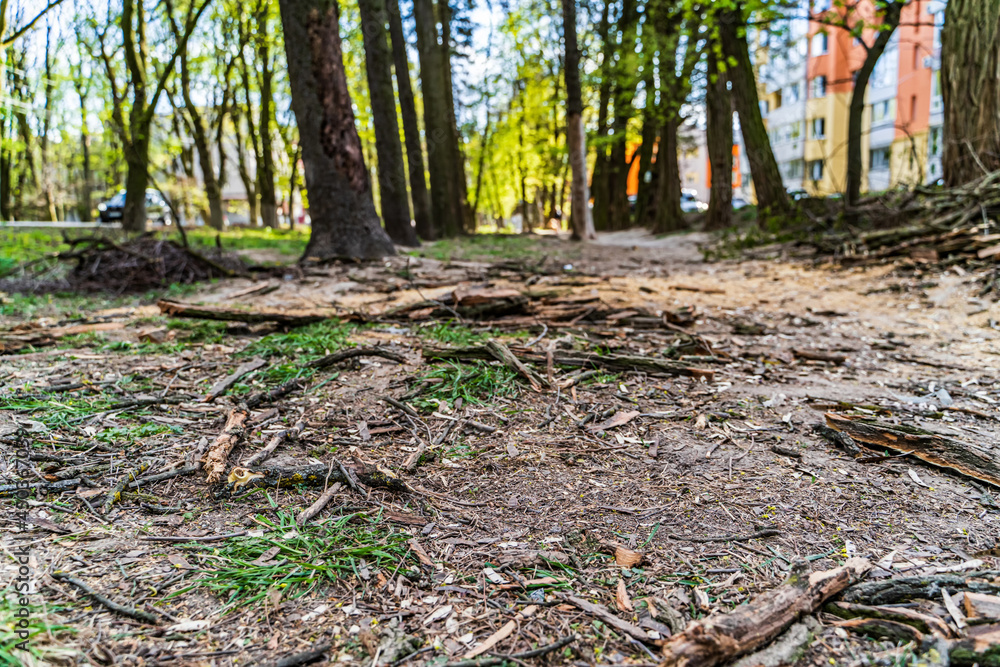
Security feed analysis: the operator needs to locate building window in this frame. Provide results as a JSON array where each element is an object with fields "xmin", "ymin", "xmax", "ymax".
[
  {"xmin": 812, "ymin": 32, "xmax": 828, "ymax": 55},
  {"xmin": 787, "ymin": 82, "xmax": 801, "ymax": 103},
  {"xmin": 910, "ymin": 95, "xmax": 918, "ymax": 123},
  {"xmin": 790, "ymin": 121, "xmax": 803, "ymax": 141},
  {"xmin": 929, "ymin": 127, "xmax": 942, "ymax": 156},
  {"xmin": 872, "ymin": 99, "xmax": 896, "ymax": 124},
  {"xmin": 810, "ymin": 117, "xmax": 826, "ymax": 139},
  {"xmin": 810, "ymin": 76, "xmax": 827, "ymax": 98},
  {"xmin": 809, "ymin": 159, "xmax": 824, "ymax": 181},
  {"xmin": 783, "ymin": 159, "xmax": 804, "ymax": 179},
  {"xmin": 760, "ymin": 100, "xmax": 770, "ymax": 116},
  {"xmin": 870, "ymin": 147, "xmax": 891, "ymax": 170}
]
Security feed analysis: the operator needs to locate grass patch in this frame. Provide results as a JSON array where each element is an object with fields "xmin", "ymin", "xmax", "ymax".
[
  {"xmin": 170, "ymin": 509, "xmax": 413, "ymax": 615},
  {"xmin": 179, "ymin": 228, "xmax": 309, "ymax": 257},
  {"xmin": 416, "ymin": 321, "xmax": 498, "ymax": 347},
  {"xmin": 94, "ymin": 422, "xmax": 181, "ymax": 445},
  {"xmin": 409, "ymin": 234, "xmax": 547, "ymax": 263},
  {"xmin": 0, "ymin": 590, "xmax": 79, "ymax": 664},
  {"xmin": 413, "ymin": 361, "xmax": 520, "ymax": 411}
]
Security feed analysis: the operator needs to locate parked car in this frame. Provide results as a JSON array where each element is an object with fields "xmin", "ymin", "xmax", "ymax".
[
  {"xmin": 98, "ymin": 189, "xmax": 172, "ymax": 225},
  {"xmin": 732, "ymin": 197, "xmax": 750, "ymax": 210},
  {"xmin": 680, "ymin": 189, "xmax": 708, "ymax": 213},
  {"xmin": 787, "ymin": 188, "xmax": 810, "ymax": 201}
]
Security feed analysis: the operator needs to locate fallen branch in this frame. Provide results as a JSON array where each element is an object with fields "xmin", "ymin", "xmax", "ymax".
[
  {"xmin": 101, "ymin": 461, "xmax": 153, "ymax": 514},
  {"xmin": 463, "ymin": 604, "xmax": 538, "ymax": 659},
  {"xmin": 242, "ymin": 421, "xmax": 306, "ymax": 467},
  {"xmin": 265, "ymin": 642, "xmax": 332, "ymax": 667},
  {"xmin": 202, "ymin": 358, "xmax": 267, "ymax": 402},
  {"xmin": 158, "ymin": 300, "xmax": 331, "ymax": 327},
  {"xmin": 660, "ymin": 558, "xmax": 871, "ymax": 667},
  {"xmin": 563, "ymin": 595, "xmax": 653, "ymax": 644},
  {"xmin": 246, "ymin": 379, "xmax": 307, "ymax": 409},
  {"xmin": 485, "ymin": 340, "xmax": 548, "ymax": 390},
  {"xmin": 296, "ymin": 482, "xmax": 343, "ymax": 525},
  {"xmin": 52, "ymin": 571, "xmax": 158, "ymax": 624},
  {"xmin": 446, "ymin": 634, "xmax": 578, "ymax": 667},
  {"xmin": 307, "ymin": 346, "xmax": 407, "ymax": 370},
  {"xmin": 203, "ymin": 406, "xmax": 250, "ymax": 484},
  {"xmin": 825, "ymin": 600, "xmax": 954, "ymax": 638},
  {"xmin": 669, "ymin": 528, "xmax": 781, "ymax": 543},
  {"xmin": 826, "ymin": 413, "xmax": 1000, "ymax": 487},
  {"xmin": 841, "ymin": 571, "xmax": 1000, "ymax": 606}
]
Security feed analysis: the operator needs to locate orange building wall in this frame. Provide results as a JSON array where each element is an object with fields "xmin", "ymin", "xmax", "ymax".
[
  {"xmin": 894, "ymin": 0, "xmax": 935, "ymax": 139},
  {"xmin": 705, "ymin": 145, "xmax": 742, "ymax": 189}
]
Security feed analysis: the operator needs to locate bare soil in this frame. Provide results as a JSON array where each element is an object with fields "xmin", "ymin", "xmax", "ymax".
[{"xmin": 2, "ymin": 230, "xmax": 998, "ymax": 667}]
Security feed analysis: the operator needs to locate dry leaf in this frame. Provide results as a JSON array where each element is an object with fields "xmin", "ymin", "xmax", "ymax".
[
  {"xmin": 483, "ymin": 567, "xmax": 508, "ymax": 585},
  {"xmin": 423, "ymin": 604, "xmax": 454, "ymax": 625},
  {"xmin": 167, "ymin": 554, "xmax": 194, "ymax": 570},
  {"xmin": 615, "ymin": 546, "xmax": 643, "ymax": 567},
  {"xmin": 408, "ymin": 538, "xmax": 434, "ymax": 566},
  {"xmin": 589, "ymin": 410, "xmax": 641, "ymax": 433},
  {"xmin": 250, "ymin": 546, "xmax": 282, "ymax": 566},
  {"xmin": 694, "ymin": 413, "xmax": 708, "ymax": 429},
  {"xmin": 907, "ymin": 469, "xmax": 928, "ymax": 487},
  {"xmin": 506, "ymin": 442, "xmax": 520, "ymax": 458},
  {"xmin": 616, "ymin": 579, "xmax": 634, "ymax": 612}
]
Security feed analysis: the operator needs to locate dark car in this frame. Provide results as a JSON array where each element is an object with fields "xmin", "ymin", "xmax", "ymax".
[{"xmin": 98, "ymin": 189, "xmax": 172, "ymax": 225}]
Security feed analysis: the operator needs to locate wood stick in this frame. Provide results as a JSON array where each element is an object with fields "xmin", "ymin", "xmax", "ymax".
[
  {"xmin": 203, "ymin": 406, "xmax": 250, "ymax": 484},
  {"xmin": 101, "ymin": 461, "xmax": 153, "ymax": 514},
  {"xmin": 158, "ymin": 299, "xmax": 329, "ymax": 327},
  {"xmin": 307, "ymin": 346, "xmax": 407, "ymax": 370},
  {"xmin": 296, "ymin": 482, "xmax": 343, "ymax": 525},
  {"xmin": 52, "ymin": 571, "xmax": 158, "ymax": 624},
  {"xmin": 841, "ymin": 571, "xmax": 1000, "ymax": 606},
  {"xmin": 563, "ymin": 595, "xmax": 653, "ymax": 644},
  {"xmin": 463, "ymin": 605, "xmax": 538, "ymax": 658},
  {"xmin": 660, "ymin": 558, "xmax": 871, "ymax": 667},
  {"xmin": 447, "ymin": 634, "xmax": 577, "ymax": 667},
  {"xmin": 242, "ymin": 421, "xmax": 305, "ymax": 467},
  {"xmin": 202, "ymin": 358, "xmax": 267, "ymax": 402},
  {"xmin": 485, "ymin": 340, "xmax": 548, "ymax": 390}
]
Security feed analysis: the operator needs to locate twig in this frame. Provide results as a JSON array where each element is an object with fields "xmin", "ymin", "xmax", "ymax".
[
  {"xmin": 267, "ymin": 643, "xmax": 332, "ymax": 667},
  {"xmin": 243, "ymin": 421, "xmax": 305, "ymax": 467},
  {"xmin": 102, "ymin": 461, "xmax": 153, "ymax": 514},
  {"xmin": 669, "ymin": 528, "xmax": 781, "ymax": 543},
  {"xmin": 382, "ymin": 396, "xmax": 420, "ymax": 418},
  {"xmin": 139, "ymin": 532, "xmax": 247, "ymax": 543},
  {"xmin": 52, "ymin": 571, "xmax": 158, "ymax": 624},
  {"xmin": 444, "ymin": 634, "xmax": 578, "ymax": 667},
  {"xmin": 307, "ymin": 346, "xmax": 407, "ymax": 370},
  {"xmin": 297, "ymin": 479, "xmax": 342, "ymax": 525}
]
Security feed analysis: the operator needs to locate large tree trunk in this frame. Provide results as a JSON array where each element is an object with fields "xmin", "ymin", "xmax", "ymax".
[
  {"xmin": 650, "ymin": 117, "xmax": 683, "ymax": 233},
  {"xmin": 40, "ymin": 27, "xmax": 57, "ymax": 222},
  {"xmin": 705, "ymin": 51, "xmax": 733, "ymax": 230},
  {"xmin": 438, "ymin": 0, "xmax": 470, "ymax": 233},
  {"xmin": 257, "ymin": 0, "xmax": 279, "ymax": 229},
  {"xmin": 847, "ymin": 3, "xmax": 901, "ymax": 205},
  {"xmin": 718, "ymin": 5, "xmax": 789, "ymax": 215},
  {"xmin": 278, "ymin": 0, "xmax": 395, "ymax": 259},
  {"xmin": 122, "ymin": 140, "xmax": 149, "ymax": 233},
  {"xmin": 76, "ymin": 82, "xmax": 93, "ymax": 223},
  {"xmin": 562, "ymin": 0, "xmax": 595, "ymax": 241},
  {"xmin": 941, "ymin": 0, "xmax": 1000, "ymax": 186},
  {"xmin": 359, "ymin": 0, "xmax": 418, "ymax": 246},
  {"xmin": 413, "ymin": 0, "xmax": 461, "ymax": 237},
  {"xmin": 387, "ymin": 0, "xmax": 433, "ymax": 240},
  {"xmin": 590, "ymin": 0, "xmax": 614, "ymax": 231},
  {"xmin": 606, "ymin": 0, "xmax": 638, "ymax": 231},
  {"xmin": 633, "ymin": 74, "xmax": 656, "ymax": 227}
]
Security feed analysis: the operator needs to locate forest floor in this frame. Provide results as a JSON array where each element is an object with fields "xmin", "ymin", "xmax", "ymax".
[{"xmin": 2, "ymin": 230, "xmax": 999, "ymax": 667}]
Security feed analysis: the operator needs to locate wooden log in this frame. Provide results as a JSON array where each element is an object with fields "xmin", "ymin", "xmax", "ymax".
[
  {"xmin": 659, "ymin": 558, "xmax": 871, "ymax": 667},
  {"xmin": 841, "ymin": 572, "xmax": 1000, "ymax": 606},
  {"xmin": 825, "ymin": 600, "xmax": 954, "ymax": 638},
  {"xmin": 485, "ymin": 340, "xmax": 548, "ymax": 390},
  {"xmin": 422, "ymin": 345, "xmax": 715, "ymax": 381},
  {"xmin": 965, "ymin": 592, "xmax": 1000, "ymax": 620},
  {"xmin": 158, "ymin": 300, "xmax": 330, "ymax": 327},
  {"xmin": 203, "ymin": 406, "xmax": 250, "ymax": 484},
  {"xmin": 832, "ymin": 617, "xmax": 925, "ymax": 643},
  {"xmin": 825, "ymin": 413, "xmax": 1000, "ymax": 488}
]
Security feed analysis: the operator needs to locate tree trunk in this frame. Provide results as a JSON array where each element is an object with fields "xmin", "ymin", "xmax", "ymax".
[
  {"xmin": 76, "ymin": 82, "xmax": 93, "ymax": 223},
  {"xmin": 650, "ymin": 117, "xmax": 683, "ymax": 233},
  {"xmin": 413, "ymin": 0, "xmax": 461, "ymax": 237},
  {"xmin": 634, "ymin": 74, "xmax": 657, "ymax": 227},
  {"xmin": 387, "ymin": 0, "xmax": 433, "ymax": 240},
  {"xmin": 278, "ymin": 0, "xmax": 395, "ymax": 259},
  {"xmin": 438, "ymin": 0, "xmax": 470, "ymax": 233},
  {"xmin": 233, "ymin": 108, "xmax": 259, "ymax": 226},
  {"xmin": 40, "ymin": 27, "xmax": 57, "ymax": 222},
  {"xmin": 180, "ymin": 50, "xmax": 225, "ymax": 230},
  {"xmin": 122, "ymin": 146, "xmax": 149, "ymax": 233},
  {"xmin": 288, "ymin": 143, "xmax": 301, "ymax": 230},
  {"xmin": 562, "ymin": 0, "xmax": 595, "ymax": 241},
  {"xmin": 847, "ymin": 3, "xmax": 902, "ymax": 205},
  {"xmin": 359, "ymin": 0, "xmax": 418, "ymax": 246},
  {"xmin": 590, "ymin": 0, "xmax": 614, "ymax": 231},
  {"xmin": 257, "ymin": 0, "xmax": 279, "ymax": 229},
  {"xmin": 941, "ymin": 0, "xmax": 1000, "ymax": 186},
  {"xmin": 718, "ymin": 5, "xmax": 789, "ymax": 215},
  {"xmin": 607, "ymin": 0, "xmax": 639, "ymax": 231},
  {"xmin": 705, "ymin": 51, "xmax": 733, "ymax": 230}
]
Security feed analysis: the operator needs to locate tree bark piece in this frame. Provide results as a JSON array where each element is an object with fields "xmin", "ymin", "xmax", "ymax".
[
  {"xmin": 825, "ymin": 413, "xmax": 1000, "ymax": 488},
  {"xmin": 158, "ymin": 300, "xmax": 330, "ymax": 327},
  {"xmin": 825, "ymin": 600, "xmax": 954, "ymax": 638},
  {"xmin": 203, "ymin": 406, "xmax": 250, "ymax": 484},
  {"xmin": 203, "ymin": 358, "xmax": 267, "ymax": 402},
  {"xmin": 564, "ymin": 595, "xmax": 654, "ymax": 644},
  {"xmin": 485, "ymin": 340, "xmax": 549, "ymax": 391},
  {"xmin": 660, "ymin": 558, "xmax": 871, "ymax": 667},
  {"xmin": 793, "ymin": 349, "xmax": 847, "ymax": 364},
  {"xmin": 965, "ymin": 592, "xmax": 1000, "ymax": 620},
  {"xmin": 422, "ymin": 344, "xmax": 714, "ymax": 381},
  {"xmin": 840, "ymin": 571, "xmax": 1000, "ymax": 606}
]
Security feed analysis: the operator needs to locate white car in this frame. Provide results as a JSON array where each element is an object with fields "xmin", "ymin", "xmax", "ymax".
[{"xmin": 681, "ymin": 189, "xmax": 708, "ymax": 213}]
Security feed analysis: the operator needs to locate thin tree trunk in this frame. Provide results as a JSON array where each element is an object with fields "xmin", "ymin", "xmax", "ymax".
[
  {"xmin": 847, "ymin": 2, "xmax": 901, "ymax": 205},
  {"xmin": 471, "ymin": 105, "xmax": 492, "ymax": 222},
  {"xmin": 40, "ymin": 26, "xmax": 57, "ymax": 221},
  {"xmin": 234, "ymin": 109, "xmax": 259, "ymax": 227},
  {"xmin": 359, "ymin": 0, "xmax": 418, "ymax": 245},
  {"xmin": 562, "ymin": 0, "xmax": 595, "ymax": 240},
  {"xmin": 438, "ymin": 0, "xmax": 469, "ymax": 233},
  {"xmin": 941, "ymin": 0, "xmax": 1000, "ymax": 186},
  {"xmin": 387, "ymin": 0, "xmax": 433, "ymax": 240},
  {"xmin": 606, "ymin": 0, "xmax": 638, "ymax": 231},
  {"xmin": 76, "ymin": 81, "xmax": 93, "ymax": 222},
  {"xmin": 718, "ymin": 4, "xmax": 789, "ymax": 215},
  {"xmin": 257, "ymin": 0, "xmax": 279, "ymax": 229},
  {"xmin": 180, "ymin": 49, "xmax": 225, "ymax": 230},
  {"xmin": 705, "ymin": 50, "xmax": 733, "ymax": 230},
  {"xmin": 287, "ymin": 142, "xmax": 301, "ymax": 230},
  {"xmin": 278, "ymin": 0, "xmax": 395, "ymax": 259},
  {"xmin": 633, "ymin": 74, "xmax": 656, "ymax": 227},
  {"xmin": 590, "ymin": 0, "xmax": 614, "ymax": 231},
  {"xmin": 650, "ymin": 116, "xmax": 683, "ymax": 233},
  {"xmin": 413, "ymin": 0, "xmax": 461, "ymax": 237}
]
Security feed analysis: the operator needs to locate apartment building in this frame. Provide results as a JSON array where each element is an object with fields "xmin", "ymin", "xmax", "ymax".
[{"xmin": 743, "ymin": 0, "xmax": 945, "ymax": 200}]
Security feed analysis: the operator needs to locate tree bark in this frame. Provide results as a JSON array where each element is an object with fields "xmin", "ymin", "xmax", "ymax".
[
  {"xmin": 590, "ymin": 0, "xmax": 614, "ymax": 231},
  {"xmin": 650, "ymin": 116, "xmax": 683, "ymax": 233},
  {"xmin": 562, "ymin": 0, "xmax": 595, "ymax": 241},
  {"xmin": 233, "ymin": 108, "xmax": 259, "ymax": 226},
  {"xmin": 718, "ymin": 4, "xmax": 789, "ymax": 215},
  {"xmin": 278, "ymin": 0, "xmax": 395, "ymax": 259},
  {"xmin": 40, "ymin": 26, "xmax": 57, "ymax": 222},
  {"xmin": 180, "ymin": 48, "xmax": 225, "ymax": 230},
  {"xmin": 438, "ymin": 0, "xmax": 470, "ymax": 233},
  {"xmin": 387, "ymin": 0, "xmax": 433, "ymax": 240},
  {"xmin": 847, "ymin": 3, "xmax": 902, "ymax": 205},
  {"xmin": 75, "ymin": 81, "xmax": 93, "ymax": 222},
  {"xmin": 705, "ymin": 50, "xmax": 733, "ymax": 230},
  {"xmin": 941, "ymin": 0, "xmax": 1000, "ymax": 186},
  {"xmin": 606, "ymin": 0, "xmax": 639, "ymax": 231},
  {"xmin": 413, "ymin": 0, "xmax": 461, "ymax": 237},
  {"xmin": 256, "ymin": 0, "xmax": 279, "ymax": 229},
  {"xmin": 633, "ymin": 74, "xmax": 657, "ymax": 227},
  {"xmin": 359, "ymin": 0, "xmax": 418, "ymax": 246}
]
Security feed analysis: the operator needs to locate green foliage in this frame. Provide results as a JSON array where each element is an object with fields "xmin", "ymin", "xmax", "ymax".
[
  {"xmin": 94, "ymin": 422, "xmax": 181, "ymax": 445},
  {"xmin": 414, "ymin": 361, "xmax": 520, "ymax": 410},
  {"xmin": 409, "ymin": 234, "xmax": 545, "ymax": 262},
  {"xmin": 169, "ymin": 510, "xmax": 414, "ymax": 614},
  {"xmin": 179, "ymin": 228, "xmax": 309, "ymax": 257},
  {"xmin": 0, "ymin": 591, "xmax": 79, "ymax": 665},
  {"xmin": 417, "ymin": 322, "xmax": 495, "ymax": 346},
  {"xmin": 239, "ymin": 319, "xmax": 357, "ymax": 361}
]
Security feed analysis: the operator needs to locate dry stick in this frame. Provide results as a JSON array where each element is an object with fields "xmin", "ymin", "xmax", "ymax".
[
  {"xmin": 297, "ymin": 482, "xmax": 343, "ymax": 525},
  {"xmin": 265, "ymin": 642, "xmax": 332, "ymax": 667},
  {"xmin": 669, "ymin": 528, "xmax": 781, "ymax": 543},
  {"xmin": 127, "ymin": 465, "xmax": 198, "ymax": 490},
  {"xmin": 101, "ymin": 461, "xmax": 153, "ymax": 514},
  {"xmin": 485, "ymin": 340, "xmax": 548, "ymax": 391},
  {"xmin": 463, "ymin": 605, "xmax": 539, "ymax": 659},
  {"xmin": 445, "ymin": 635, "xmax": 578, "ymax": 667},
  {"xmin": 382, "ymin": 396, "xmax": 420, "ymax": 418},
  {"xmin": 307, "ymin": 346, "xmax": 407, "ymax": 370},
  {"xmin": 564, "ymin": 596, "xmax": 652, "ymax": 643},
  {"xmin": 203, "ymin": 406, "xmax": 250, "ymax": 484},
  {"xmin": 405, "ymin": 417, "xmax": 458, "ymax": 471},
  {"xmin": 139, "ymin": 532, "xmax": 248, "ymax": 543},
  {"xmin": 243, "ymin": 421, "xmax": 306, "ymax": 467},
  {"xmin": 202, "ymin": 358, "xmax": 267, "ymax": 402},
  {"xmin": 246, "ymin": 379, "xmax": 308, "ymax": 410},
  {"xmin": 52, "ymin": 571, "xmax": 158, "ymax": 624}
]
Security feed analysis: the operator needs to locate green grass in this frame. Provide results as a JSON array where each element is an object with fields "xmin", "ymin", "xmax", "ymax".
[
  {"xmin": 94, "ymin": 422, "xmax": 181, "ymax": 445},
  {"xmin": 412, "ymin": 361, "xmax": 520, "ymax": 411},
  {"xmin": 0, "ymin": 590, "xmax": 79, "ymax": 665},
  {"xmin": 416, "ymin": 321, "xmax": 497, "ymax": 346},
  {"xmin": 180, "ymin": 228, "xmax": 309, "ymax": 257},
  {"xmin": 167, "ymin": 509, "xmax": 414, "ymax": 615},
  {"xmin": 408, "ymin": 234, "xmax": 548, "ymax": 263}
]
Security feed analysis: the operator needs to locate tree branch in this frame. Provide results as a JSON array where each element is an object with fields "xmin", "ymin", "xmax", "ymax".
[{"xmin": 1, "ymin": 0, "xmax": 68, "ymax": 47}]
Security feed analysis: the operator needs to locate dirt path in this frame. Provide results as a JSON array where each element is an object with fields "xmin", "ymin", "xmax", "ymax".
[{"xmin": 1, "ymin": 232, "xmax": 998, "ymax": 666}]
